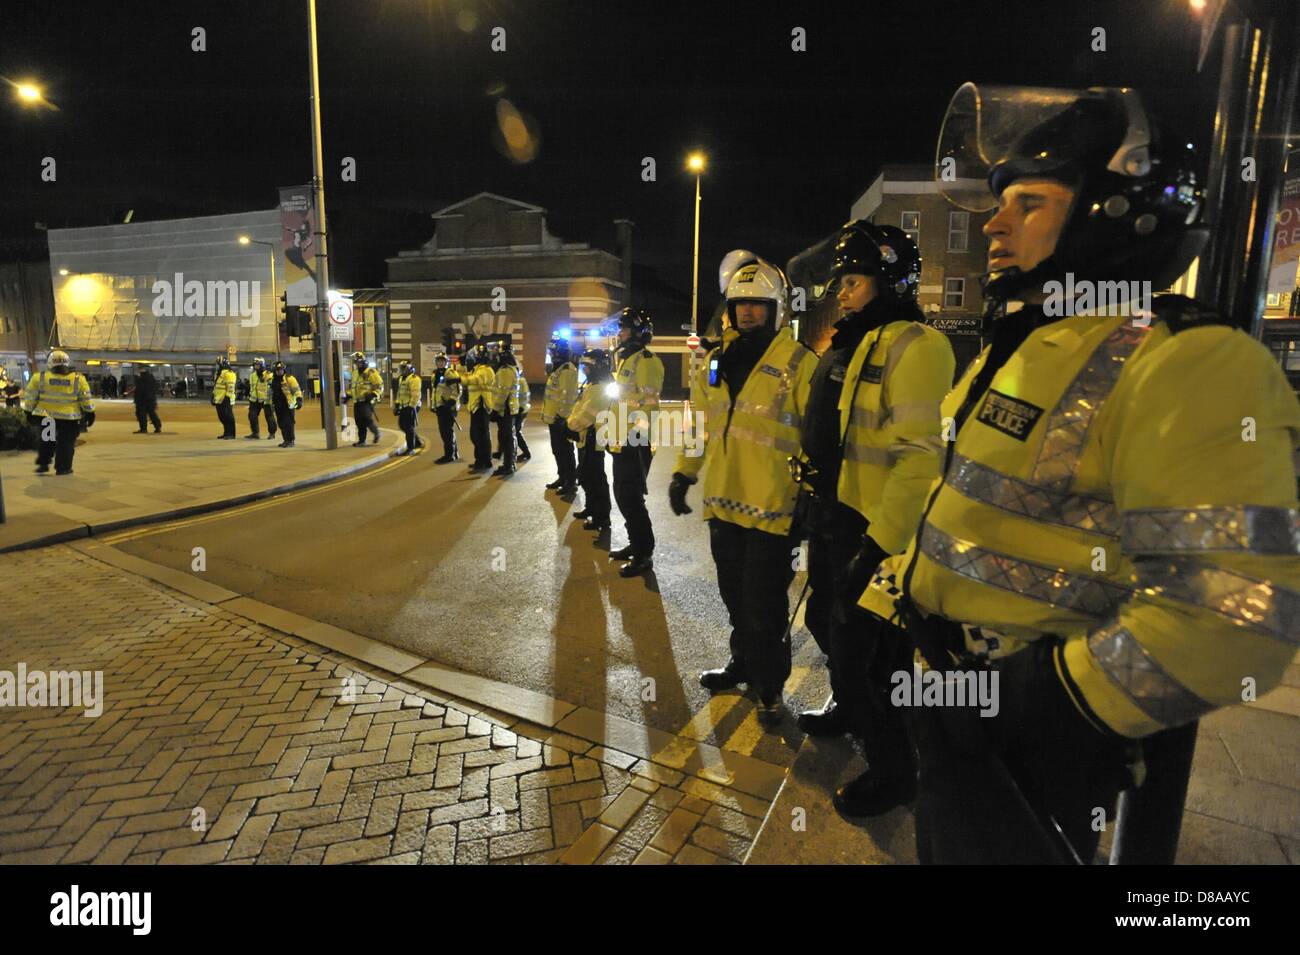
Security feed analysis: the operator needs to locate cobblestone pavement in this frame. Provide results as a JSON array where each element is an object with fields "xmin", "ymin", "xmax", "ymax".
[{"xmin": 0, "ymin": 545, "xmax": 770, "ymax": 865}]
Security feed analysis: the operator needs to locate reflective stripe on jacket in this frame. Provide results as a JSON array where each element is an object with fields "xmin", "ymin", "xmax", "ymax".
[
  {"xmin": 675, "ymin": 326, "xmax": 817, "ymax": 535},
  {"xmin": 542, "ymin": 364, "xmax": 579, "ymax": 423},
  {"xmin": 609, "ymin": 347, "xmax": 664, "ymax": 452},
  {"xmin": 396, "ymin": 372, "xmax": 422, "ymax": 410},
  {"xmin": 212, "ymin": 369, "xmax": 237, "ymax": 403},
  {"xmin": 836, "ymin": 320, "xmax": 956, "ymax": 553},
  {"xmin": 861, "ymin": 311, "xmax": 1300, "ymax": 739},
  {"xmin": 22, "ymin": 370, "xmax": 94, "ymax": 420},
  {"xmin": 492, "ymin": 366, "xmax": 520, "ymax": 415},
  {"xmin": 350, "ymin": 367, "xmax": 383, "ymax": 402},
  {"xmin": 435, "ymin": 369, "xmax": 462, "ymax": 410},
  {"xmin": 248, "ymin": 370, "xmax": 273, "ymax": 403}
]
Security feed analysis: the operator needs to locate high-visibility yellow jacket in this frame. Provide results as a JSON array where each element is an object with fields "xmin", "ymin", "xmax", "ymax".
[
  {"xmin": 516, "ymin": 372, "xmax": 531, "ymax": 415},
  {"xmin": 22, "ymin": 370, "xmax": 94, "ymax": 420},
  {"xmin": 492, "ymin": 365, "xmax": 520, "ymax": 416},
  {"xmin": 395, "ymin": 372, "xmax": 422, "ymax": 410},
  {"xmin": 543, "ymin": 363, "xmax": 579, "ymax": 424},
  {"xmin": 349, "ymin": 366, "xmax": 383, "ymax": 403},
  {"xmin": 464, "ymin": 364, "xmax": 494, "ymax": 412},
  {"xmin": 836, "ymin": 320, "xmax": 955, "ymax": 554},
  {"xmin": 248, "ymin": 369, "xmax": 274, "ymax": 403},
  {"xmin": 861, "ymin": 310, "xmax": 1300, "ymax": 739},
  {"xmin": 274, "ymin": 374, "xmax": 303, "ymax": 409},
  {"xmin": 675, "ymin": 326, "xmax": 817, "ymax": 536},
  {"xmin": 608, "ymin": 346, "xmax": 664, "ymax": 452},
  {"xmin": 212, "ymin": 368, "xmax": 237, "ymax": 403},
  {"xmin": 435, "ymin": 368, "xmax": 462, "ymax": 410},
  {"xmin": 567, "ymin": 380, "xmax": 613, "ymax": 450}
]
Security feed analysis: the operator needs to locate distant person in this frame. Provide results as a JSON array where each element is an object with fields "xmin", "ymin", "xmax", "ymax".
[
  {"xmin": 0, "ymin": 369, "xmax": 18, "ymax": 408},
  {"xmin": 132, "ymin": 366, "xmax": 163, "ymax": 433},
  {"xmin": 507, "ymin": 350, "xmax": 531, "ymax": 464},
  {"xmin": 174, "ymin": 378, "xmax": 187, "ymax": 399},
  {"xmin": 245, "ymin": 357, "xmax": 278, "ymax": 440},
  {"xmin": 347, "ymin": 351, "xmax": 384, "ymax": 446},
  {"xmin": 23, "ymin": 349, "xmax": 95, "ymax": 475},
  {"xmin": 431, "ymin": 353, "xmax": 461, "ymax": 464},
  {"xmin": 393, "ymin": 359, "xmax": 425, "ymax": 456},
  {"xmin": 271, "ymin": 360, "xmax": 303, "ymax": 448},
  {"xmin": 211, "ymin": 357, "xmax": 237, "ymax": 439}
]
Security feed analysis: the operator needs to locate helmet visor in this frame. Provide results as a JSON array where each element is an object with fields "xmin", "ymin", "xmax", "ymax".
[{"xmin": 935, "ymin": 83, "xmax": 1090, "ymax": 212}]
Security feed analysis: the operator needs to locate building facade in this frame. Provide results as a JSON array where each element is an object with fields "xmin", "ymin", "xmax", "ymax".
[{"xmin": 385, "ymin": 193, "xmax": 692, "ymax": 393}]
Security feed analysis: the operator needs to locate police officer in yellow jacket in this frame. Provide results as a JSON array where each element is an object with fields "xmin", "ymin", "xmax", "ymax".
[
  {"xmin": 543, "ymin": 335, "xmax": 580, "ymax": 494},
  {"xmin": 432, "ymin": 353, "xmax": 461, "ymax": 464},
  {"xmin": 23, "ymin": 349, "xmax": 95, "ymax": 475},
  {"xmin": 348, "ymin": 351, "xmax": 383, "ymax": 446},
  {"xmin": 271, "ymin": 360, "xmax": 303, "ymax": 448},
  {"xmin": 212, "ymin": 356, "xmax": 238, "ymax": 439},
  {"xmin": 860, "ymin": 84, "xmax": 1300, "ymax": 864},
  {"xmin": 244, "ymin": 357, "xmax": 278, "ymax": 440},
  {"xmin": 568, "ymin": 348, "xmax": 615, "ymax": 533},
  {"xmin": 394, "ymin": 359, "xmax": 425, "ymax": 456},
  {"xmin": 463, "ymin": 347, "xmax": 495, "ymax": 471},
  {"xmin": 490, "ymin": 344, "xmax": 520, "ymax": 477},
  {"xmin": 789, "ymin": 223, "xmax": 955, "ymax": 817},
  {"xmin": 510, "ymin": 353, "xmax": 531, "ymax": 464},
  {"xmin": 671, "ymin": 254, "xmax": 818, "ymax": 723},
  {"xmin": 608, "ymin": 308, "xmax": 666, "ymax": 577}
]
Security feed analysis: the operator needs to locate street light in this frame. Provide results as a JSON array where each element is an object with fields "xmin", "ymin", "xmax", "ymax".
[
  {"xmin": 237, "ymin": 235, "xmax": 280, "ymax": 357},
  {"xmin": 686, "ymin": 152, "xmax": 707, "ymax": 333},
  {"xmin": 5, "ymin": 77, "xmax": 58, "ymax": 111}
]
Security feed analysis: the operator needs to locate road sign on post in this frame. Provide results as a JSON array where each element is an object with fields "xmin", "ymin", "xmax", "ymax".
[
  {"xmin": 686, "ymin": 333, "xmax": 701, "ymax": 352},
  {"xmin": 328, "ymin": 297, "xmax": 353, "ymax": 341}
]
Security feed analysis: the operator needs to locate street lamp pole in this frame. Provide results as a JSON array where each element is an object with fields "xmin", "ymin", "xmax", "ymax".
[
  {"xmin": 687, "ymin": 152, "xmax": 706, "ymax": 334},
  {"xmin": 691, "ymin": 172, "xmax": 702, "ymax": 333},
  {"xmin": 307, "ymin": 0, "xmax": 338, "ymax": 448}
]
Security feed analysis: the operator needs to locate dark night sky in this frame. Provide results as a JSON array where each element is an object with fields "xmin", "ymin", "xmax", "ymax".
[{"xmin": 2, "ymin": 0, "xmax": 1214, "ymax": 312}]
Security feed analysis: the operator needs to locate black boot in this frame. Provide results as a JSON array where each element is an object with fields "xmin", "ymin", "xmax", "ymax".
[
  {"xmin": 573, "ymin": 508, "xmax": 591, "ymax": 519},
  {"xmin": 618, "ymin": 555, "xmax": 653, "ymax": 578},
  {"xmin": 797, "ymin": 701, "xmax": 849, "ymax": 737},
  {"xmin": 609, "ymin": 544, "xmax": 635, "ymax": 561},
  {"xmin": 546, "ymin": 478, "xmax": 565, "ymax": 489},
  {"xmin": 699, "ymin": 661, "xmax": 745, "ymax": 692},
  {"xmin": 582, "ymin": 517, "xmax": 609, "ymax": 531},
  {"xmin": 832, "ymin": 767, "xmax": 916, "ymax": 819}
]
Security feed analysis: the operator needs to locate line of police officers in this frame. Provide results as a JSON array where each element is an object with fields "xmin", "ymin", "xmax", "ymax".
[
  {"xmin": 16, "ymin": 80, "xmax": 1298, "ymax": 865},
  {"xmin": 532, "ymin": 82, "xmax": 1298, "ymax": 864}
]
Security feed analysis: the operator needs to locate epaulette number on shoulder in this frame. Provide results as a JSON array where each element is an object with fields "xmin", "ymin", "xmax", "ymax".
[{"xmin": 1152, "ymin": 294, "xmax": 1229, "ymax": 335}]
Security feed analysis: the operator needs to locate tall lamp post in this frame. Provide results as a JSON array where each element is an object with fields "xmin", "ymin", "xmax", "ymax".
[
  {"xmin": 686, "ymin": 152, "xmax": 707, "ymax": 334},
  {"xmin": 306, "ymin": 0, "xmax": 338, "ymax": 448},
  {"xmin": 238, "ymin": 236, "xmax": 279, "ymax": 358}
]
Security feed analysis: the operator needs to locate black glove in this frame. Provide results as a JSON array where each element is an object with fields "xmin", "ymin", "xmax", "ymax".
[
  {"xmin": 837, "ymin": 535, "xmax": 889, "ymax": 600},
  {"xmin": 83, "ymin": 411, "xmax": 96, "ymax": 429},
  {"xmin": 668, "ymin": 472, "xmax": 696, "ymax": 515}
]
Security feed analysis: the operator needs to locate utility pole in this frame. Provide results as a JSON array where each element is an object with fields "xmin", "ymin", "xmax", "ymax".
[{"xmin": 307, "ymin": 0, "xmax": 338, "ymax": 448}]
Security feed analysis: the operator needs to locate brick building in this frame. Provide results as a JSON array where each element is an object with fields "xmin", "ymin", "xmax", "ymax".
[{"xmin": 384, "ymin": 193, "xmax": 691, "ymax": 393}]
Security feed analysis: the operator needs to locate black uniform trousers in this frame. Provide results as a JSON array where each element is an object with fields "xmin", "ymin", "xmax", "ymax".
[
  {"xmin": 577, "ymin": 431, "xmax": 610, "ymax": 524},
  {"xmin": 707, "ymin": 519, "xmax": 797, "ymax": 702},
  {"xmin": 247, "ymin": 400, "xmax": 276, "ymax": 437},
  {"xmin": 435, "ymin": 404, "xmax": 458, "ymax": 459},
  {"xmin": 398, "ymin": 408, "xmax": 422, "ymax": 452},
  {"xmin": 549, "ymin": 420, "xmax": 577, "ymax": 486},
  {"xmin": 215, "ymin": 399, "xmax": 236, "ymax": 437},
  {"xmin": 354, "ymin": 400, "xmax": 379, "ymax": 443},
  {"xmin": 273, "ymin": 400, "xmax": 296, "ymax": 444},
  {"xmin": 134, "ymin": 400, "xmax": 161, "ymax": 432},
  {"xmin": 469, "ymin": 406, "xmax": 491, "ymax": 466},
  {"xmin": 908, "ymin": 637, "xmax": 1130, "ymax": 865},
  {"xmin": 611, "ymin": 444, "xmax": 654, "ymax": 557},
  {"xmin": 805, "ymin": 498, "xmax": 913, "ymax": 780},
  {"xmin": 495, "ymin": 411, "xmax": 516, "ymax": 471},
  {"xmin": 514, "ymin": 412, "xmax": 529, "ymax": 458},
  {"xmin": 34, "ymin": 416, "xmax": 81, "ymax": 472}
]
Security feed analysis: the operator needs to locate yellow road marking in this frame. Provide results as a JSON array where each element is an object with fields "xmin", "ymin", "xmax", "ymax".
[
  {"xmin": 100, "ymin": 456, "xmax": 410, "ymax": 544},
  {"xmin": 720, "ymin": 664, "xmax": 812, "ymax": 757}
]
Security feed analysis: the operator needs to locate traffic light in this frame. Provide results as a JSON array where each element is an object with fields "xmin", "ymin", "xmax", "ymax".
[{"xmin": 280, "ymin": 293, "xmax": 311, "ymax": 339}]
